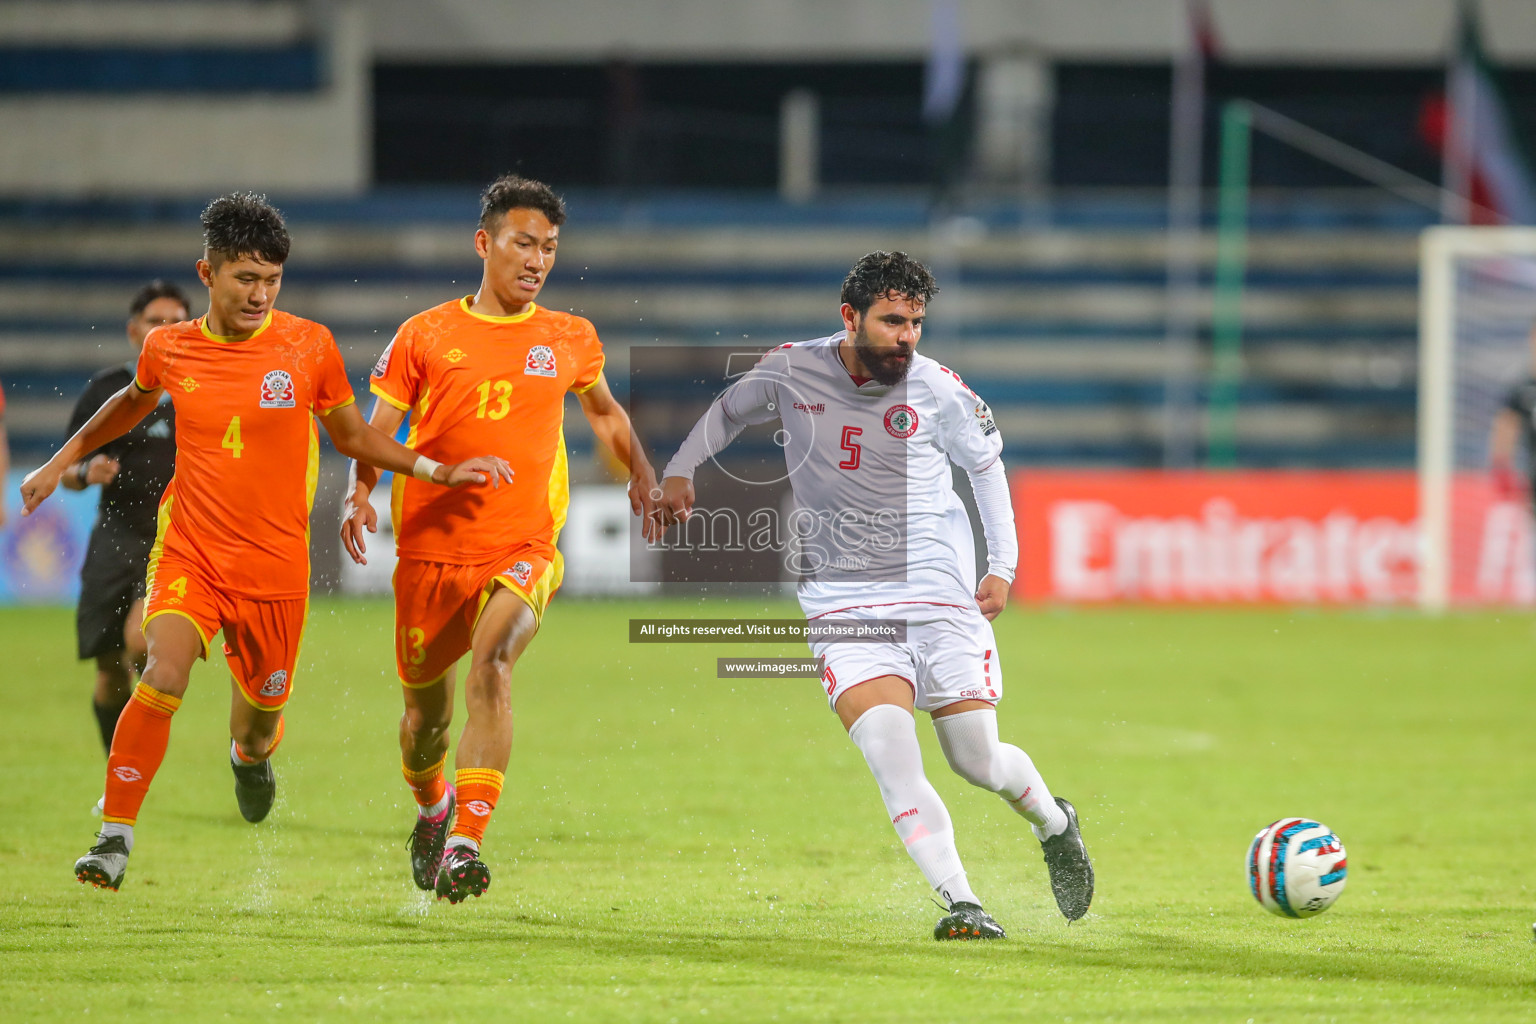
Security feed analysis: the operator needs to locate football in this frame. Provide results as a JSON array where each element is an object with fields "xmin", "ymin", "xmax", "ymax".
[{"xmin": 1247, "ymin": 818, "xmax": 1348, "ymax": 918}]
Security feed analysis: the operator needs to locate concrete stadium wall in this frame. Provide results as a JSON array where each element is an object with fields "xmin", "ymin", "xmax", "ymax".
[
  {"xmin": 0, "ymin": 1, "xmax": 369, "ymax": 196},
  {"xmin": 366, "ymin": 0, "xmax": 1536, "ymax": 63}
]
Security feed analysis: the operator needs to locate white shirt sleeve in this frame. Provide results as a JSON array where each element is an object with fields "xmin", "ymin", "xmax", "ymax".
[
  {"xmin": 966, "ymin": 458, "xmax": 1017, "ymax": 583},
  {"xmin": 930, "ymin": 369, "xmax": 1013, "ymax": 581},
  {"xmin": 930, "ymin": 368, "xmax": 1003, "ymax": 473},
  {"xmin": 661, "ymin": 367, "xmax": 779, "ymax": 480}
]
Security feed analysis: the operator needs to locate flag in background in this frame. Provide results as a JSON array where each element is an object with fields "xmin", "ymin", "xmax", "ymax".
[
  {"xmin": 1441, "ymin": 0, "xmax": 1536, "ymax": 224},
  {"xmin": 922, "ymin": 0, "xmax": 964, "ymax": 124}
]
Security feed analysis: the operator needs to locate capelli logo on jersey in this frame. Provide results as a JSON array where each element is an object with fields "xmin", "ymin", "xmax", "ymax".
[
  {"xmin": 258, "ymin": 670, "xmax": 288, "ymax": 698},
  {"xmin": 792, "ymin": 401, "xmax": 825, "ymax": 415},
  {"xmin": 525, "ymin": 345, "xmax": 557, "ymax": 377},
  {"xmin": 259, "ymin": 370, "xmax": 296, "ymax": 409},
  {"xmin": 884, "ymin": 404, "xmax": 919, "ymax": 438},
  {"xmin": 179, "ymin": 377, "xmax": 199, "ymax": 392},
  {"xmin": 507, "ymin": 561, "xmax": 534, "ymax": 587},
  {"xmin": 445, "ymin": 348, "xmax": 467, "ymax": 363}
]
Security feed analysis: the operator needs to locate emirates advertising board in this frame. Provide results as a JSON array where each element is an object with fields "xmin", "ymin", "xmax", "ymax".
[{"xmin": 1013, "ymin": 471, "xmax": 1533, "ymax": 605}]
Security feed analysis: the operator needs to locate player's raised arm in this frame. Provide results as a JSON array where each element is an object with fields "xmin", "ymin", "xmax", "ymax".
[
  {"xmin": 319, "ymin": 400, "xmax": 512, "ymax": 492},
  {"xmin": 20, "ymin": 383, "xmax": 161, "ymax": 515},
  {"xmin": 574, "ymin": 372, "xmax": 664, "ymax": 541},
  {"xmin": 658, "ymin": 361, "xmax": 780, "ymax": 525}
]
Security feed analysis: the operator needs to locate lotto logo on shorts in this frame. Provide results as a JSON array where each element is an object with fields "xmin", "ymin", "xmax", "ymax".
[
  {"xmin": 112, "ymin": 766, "xmax": 142, "ymax": 783},
  {"xmin": 465, "ymin": 799, "xmax": 492, "ymax": 817},
  {"xmin": 525, "ymin": 345, "xmax": 557, "ymax": 377},
  {"xmin": 508, "ymin": 561, "xmax": 534, "ymax": 587},
  {"xmin": 258, "ymin": 670, "xmax": 288, "ymax": 698},
  {"xmin": 260, "ymin": 370, "xmax": 296, "ymax": 409},
  {"xmin": 884, "ymin": 404, "xmax": 919, "ymax": 438}
]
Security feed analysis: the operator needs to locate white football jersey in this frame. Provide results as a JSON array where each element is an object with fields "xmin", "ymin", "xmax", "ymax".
[{"xmin": 711, "ymin": 332, "xmax": 1003, "ymax": 618}]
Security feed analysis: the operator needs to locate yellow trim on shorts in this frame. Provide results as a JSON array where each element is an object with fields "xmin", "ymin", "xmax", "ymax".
[
  {"xmin": 142, "ymin": 608, "xmax": 211, "ymax": 659},
  {"xmin": 234, "ymin": 680, "xmax": 289, "ymax": 713},
  {"xmin": 475, "ymin": 552, "xmax": 562, "ymax": 633},
  {"xmin": 399, "ymin": 672, "xmax": 448, "ymax": 690}
]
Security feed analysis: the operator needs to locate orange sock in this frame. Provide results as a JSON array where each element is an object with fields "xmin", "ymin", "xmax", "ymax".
[
  {"xmin": 402, "ymin": 756, "xmax": 448, "ymax": 810},
  {"xmin": 233, "ymin": 715, "xmax": 285, "ymax": 764},
  {"xmin": 102, "ymin": 682, "xmax": 181, "ymax": 826},
  {"xmin": 449, "ymin": 768, "xmax": 504, "ymax": 847}
]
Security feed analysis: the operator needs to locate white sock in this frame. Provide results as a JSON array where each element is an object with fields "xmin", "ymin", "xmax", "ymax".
[
  {"xmin": 231, "ymin": 739, "xmax": 257, "ymax": 766},
  {"xmin": 934, "ymin": 709, "xmax": 1068, "ymax": 841},
  {"xmin": 99, "ymin": 821, "xmax": 133, "ymax": 852},
  {"xmin": 848, "ymin": 704, "xmax": 979, "ymax": 908},
  {"xmin": 420, "ymin": 793, "xmax": 451, "ymax": 819},
  {"xmin": 445, "ymin": 835, "xmax": 478, "ymax": 854}
]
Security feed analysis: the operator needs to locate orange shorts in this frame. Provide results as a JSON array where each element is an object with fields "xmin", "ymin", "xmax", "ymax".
[
  {"xmin": 143, "ymin": 556, "xmax": 307, "ymax": 711},
  {"xmin": 393, "ymin": 543, "xmax": 562, "ymax": 685}
]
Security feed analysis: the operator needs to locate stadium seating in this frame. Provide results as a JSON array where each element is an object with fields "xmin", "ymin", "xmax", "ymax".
[{"xmin": 0, "ymin": 191, "xmax": 1428, "ymax": 469}]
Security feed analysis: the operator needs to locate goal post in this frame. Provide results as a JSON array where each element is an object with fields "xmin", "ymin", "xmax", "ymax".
[{"xmin": 1418, "ymin": 226, "xmax": 1536, "ymax": 610}]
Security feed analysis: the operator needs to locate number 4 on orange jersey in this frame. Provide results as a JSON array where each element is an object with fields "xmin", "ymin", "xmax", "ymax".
[{"xmin": 222, "ymin": 416, "xmax": 244, "ymax": 458}]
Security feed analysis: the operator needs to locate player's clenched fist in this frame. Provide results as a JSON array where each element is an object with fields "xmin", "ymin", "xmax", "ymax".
[
  {"xmin": 975, "ymin": 573, "xmax": 1010, "ymax": 621},
  {"xmin": 19, "ymin": 463, "xmax": 63, "ymax": 515}
]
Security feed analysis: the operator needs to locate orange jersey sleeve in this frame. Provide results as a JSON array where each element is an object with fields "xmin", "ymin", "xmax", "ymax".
[
  {"xmin": 570, "ymin": 318, "xmax": 605, "ymax": 393},
  {"xmin": 312, "ymin": 330, "xmax": 358, "ymax": 415},
  {"xmin": 134, "ymin": 326, "xmax": 172, "ymax": 392},
  {"xmin": 369, "ymin": 323, "xmax": 422, "ymax": 412}
]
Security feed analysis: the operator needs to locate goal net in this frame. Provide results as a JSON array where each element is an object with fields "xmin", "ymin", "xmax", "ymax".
[{"xmin": 1419, "ymin": 226, "xmax": 1536, "ymax": 609}]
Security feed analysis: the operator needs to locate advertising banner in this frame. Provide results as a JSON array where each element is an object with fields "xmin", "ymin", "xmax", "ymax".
[
  {"xmin": 1015, "ymin": 471, "xmax": 1420, "ymax": 604},
  {"xmin": 0, "ymin": 468, "xmax": 99, "ymax": 604},
  {"xmin": 1014, "ymin": 470, "xmax": 1535, "ymax": 605}
]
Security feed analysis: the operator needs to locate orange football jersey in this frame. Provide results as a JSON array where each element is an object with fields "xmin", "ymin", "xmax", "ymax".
[
  {"xmin": 369, "ymin": 298, "xmax": 604, "ymax": 563},
  {"xmin": 134, "ymin": 310, "xmax": 356, "ymax": 598}
]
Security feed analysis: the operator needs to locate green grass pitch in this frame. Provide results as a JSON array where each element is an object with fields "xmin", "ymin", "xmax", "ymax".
[{"xmin": 2, "ymin": 598, "xmax": 1534, "ymax": 1021}]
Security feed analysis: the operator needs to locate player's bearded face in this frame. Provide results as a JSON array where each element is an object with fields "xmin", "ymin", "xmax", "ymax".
[{"xmin": 852, "ymin": 295, "xmax": 923, "ymax": 385}]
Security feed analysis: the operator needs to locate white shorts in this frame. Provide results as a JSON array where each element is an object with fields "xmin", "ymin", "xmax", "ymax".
[{"xmin": 809, "ymin": 602, "xmax": 1002, "ymax": 713}]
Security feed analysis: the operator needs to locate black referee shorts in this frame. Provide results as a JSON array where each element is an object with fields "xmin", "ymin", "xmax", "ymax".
[{"xmin": 76, "ymin": 527, "xmax": 154, "ymax": 661}]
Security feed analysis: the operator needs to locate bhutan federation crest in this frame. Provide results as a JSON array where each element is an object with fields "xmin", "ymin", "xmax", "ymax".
[
  {"xmin": 524, "ymin": 345, "xmax": 557, "ymax": 377},
  {"xmin": 260, "ymin": 369, "xmax": 296, "ymax": 409}
]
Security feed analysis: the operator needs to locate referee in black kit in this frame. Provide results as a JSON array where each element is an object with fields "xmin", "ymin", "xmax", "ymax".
[{"xmin": 63, "ymin": 281, "xmax": 189, "ymax": 808}]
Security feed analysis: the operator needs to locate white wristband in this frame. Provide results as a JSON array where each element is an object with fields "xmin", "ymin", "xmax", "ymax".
[{"xmin": 412, "ymin": 455, "xmax": 442, "ymax": 483}]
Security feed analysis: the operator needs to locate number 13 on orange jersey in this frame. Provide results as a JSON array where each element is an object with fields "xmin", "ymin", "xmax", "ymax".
[{"xmin": 475, "ymin": 379, "xmax": 513, "ymax": 420}]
